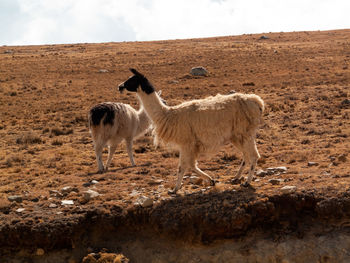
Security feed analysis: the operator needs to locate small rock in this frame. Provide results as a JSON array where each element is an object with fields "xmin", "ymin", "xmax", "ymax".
[
  {"xmin": 98, "ymin": 69, "xmax": 109, "ymax": 73},
  {"xmin": 61, "ymin": 200, "xmax": 74, "ymax": 206},
  {"xmin": 16, "ymin": 208, "xmax": 25, "ymax": 213},
  {"xmin": 256, "ymin": 169, "xmax": 268, "ymax": 177},
  {"xmin": 82, "ymin": 189, "xmax": 100, "ymax": 202},
  {"xmin": 281, "ymin": 185, "xmax": 297, "ymax": 194},
  {"xmin": 259, "ymin": 35, "xmax": 269, "ymax": 40},
  {"xmin": 36, "ymin": 248, "xmax": 45, "ymax": 256},
  {"xmin": 4, "ymin": 50, "xmax": 14, "ymax": 54},
  {"xmin": 228, "ymin": 90, "xmax": 236, "ymax": 94},
  {"xmin": 308, "ymin": 162, "xmax": 319, "ymax": 167},
  {"xmin": 82, "ymin": 182, "xmax": 92, "ymax": 187},
  {"xmin": 189, "ymin": 176, "xmax": 203, "ymax": 185},
  {"xmin": 31, "ymin": 197, "xmax": 39, "ymax": 202},
  {"xmin": 61, "ymin": 186, "xmax": 78, "ymax": 195},
  {"xmin": 129, "ymin": 190, "xmax": 140, "ymax": 197},
  {"xmin": 8, "ymin": 195, "xmax": 23, "ymax": 203},
  {"xmin": 49, "ymin": 203, "xmax": 58, "ymax": 208},
  {"xmin": 269, "ymin": 179, "xmax": 283, "ymax": 185},
  {"xmin": 91, "ymin": 180, "xmax": 99, "ymax": 184},
  {"xmin": 267, "ymin": 166, "xmax": 287, "ymax": 174},
  {"xmin": 49, "ymin": 190, "xmax": 63, "ymax": 197},
  {"xmin": 136, "ymin": 196, "xmax": 153, "ymax": 208},
  {"xmin": 80, "ymin": 189, "xmax": 100, "ymax": 204},
  {"xmin": 190, "ymin": 67, "xmax": 208, "ymax": 76},
  {"xmin": 148, "ymin": 179, "xmax": 164, "ymax": 185}
]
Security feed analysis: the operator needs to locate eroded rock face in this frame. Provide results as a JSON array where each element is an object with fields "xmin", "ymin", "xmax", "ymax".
[{"xmin": 1, "ymin": 189, "xmax": 350, "ymax": 262}]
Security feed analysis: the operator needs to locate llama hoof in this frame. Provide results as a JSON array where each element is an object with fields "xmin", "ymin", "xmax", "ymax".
[
  {"xmin": 242, "ymin": 182, "xmax": 254, "ymax": 189},
  {"xmin": 210, "ymin": 179, "xmax": 216, "ymax": 186},
  {"xmin": 168, "ymin": 189, "xmax": 178, "ymax": 195},
  {"xmin": 97, "ymin": 170, "xmax": 104, "ymax": 174},
  {"xmin": 231, "ymin": 178, "xmax": 243, "ymax": 185}
]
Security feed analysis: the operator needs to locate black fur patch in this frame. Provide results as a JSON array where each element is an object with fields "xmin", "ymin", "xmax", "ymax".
[
  {"xmin": 89, "ymin": 103, "xmax": 115, "ymax": 126},
  {"xmin": 118, "ymin": 69, "xmax": 155, "ymax": 94}
]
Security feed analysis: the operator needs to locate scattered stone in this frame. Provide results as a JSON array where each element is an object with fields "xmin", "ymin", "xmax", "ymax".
[
  {"xmin": 4, "ymin": 50, "xmax": 14, "ymax": 54},
  {"xmin": 257, "ymin": 167, "xmax": 287, "ymax": 177},
  {"xmin": 31, "ymin": 197, "xmax": 39, "ymax": 202},
  {"xmin": 256, "ymin": 169, "xmax": 268, "ymax": 177},
  {"xmin": 267, "ymin": 167, "xmax": 287, "ymax": 173},
  {"xmin": 81, "ymin": 189, "xmax": 100, "ymax": 203},
  {"xmin": 148, "ymin": 179, "xmax": 164, "ymax": 185},
  {"xmin": 168, "ymin": 80, "xmax": 179, "ymax": 84},
  {"xmin": 98, "ymin": 69, "xmax": 109, "ymax": 73},
  {"xmin": 61, "ymin": 186, "xmax": 78, "ymax": 195},
  {"xmin": 129, "ymin": 190, "xmax": 140, "ymax": 197},
  {"xmin": 49, "ymin": 190, "xmax": 63, "ymax": 197},
  {"xmin": 61, "ymin": 200, "xmax": 74, "ymax": 206},
  {"xmin": 82, "ymin": 252, "xmax": 129, "ymax": 263},
  {"xmin": 269, "ymin": 179, "xmax": 283, "ymax": 185},
  {"xmin": 242, "ymin": 82, "xmax": 255, "ymax": 87},
  {"xmin": 190, "ymin": 67, "xmax": 208, "ymax": 76},
  {"xmin": 308, "ymin": 162, "xmax": 319, "ymax": 167},
  {"xmin": 281, "ymin": 185, "xmax": 297, "ymax": 194},
  {"xmin": 135, "ymin": 196, "xmax": 153, "ymax": 208},
  {"xmin": 36, "ymin": 248, "xmax": 45, "ymax": 256},
  {"xmin": 16, "ymin": 208, "xmax": 25, "ymax": 213},
  {"xmin": 259, "ymin": 35, "xmax": 269, "ymax": 40},
  {"xmin": 91, "ymin": 180, "xmax": 99, "ymax": 185},
  {"xmin": 189, "ymin": 176, "xmax": 203, "ymax": 185},
  {"xmin": 49, "ymin": 203, "xmax": 58, "ymax": 208},
  {"xmin": 229, "ymin": 90, "xmax": 236, "ymax": 94},
  {"xmin": 8, "ymin": 195, "xmax": 23, "ymax": 203}
]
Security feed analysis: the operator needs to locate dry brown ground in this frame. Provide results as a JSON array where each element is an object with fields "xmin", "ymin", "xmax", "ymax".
[{"xmin": 0, "ymin": 29, "xmax": 350, "ymax": 260}]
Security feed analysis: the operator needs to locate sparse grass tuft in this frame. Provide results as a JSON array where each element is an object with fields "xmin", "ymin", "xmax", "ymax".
[
  {"xmin": 16, "ymin": 132, "xmax": 42, "ymax": 144},
  {"xmin": 50, "ymin": 127, "xmax": 73, "ymax": 136},
  {"xmin": 5, "ymin": 155, "xmax": 25, "ymax": 167},
  {"xmin": 52, "ymin": 139, "xmax": 63, "ymax": 146}
]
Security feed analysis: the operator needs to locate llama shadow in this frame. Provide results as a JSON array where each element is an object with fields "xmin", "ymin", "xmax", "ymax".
[{"xmin": 87, "ymin": 162, "xmax": 152, "ymax": 176}]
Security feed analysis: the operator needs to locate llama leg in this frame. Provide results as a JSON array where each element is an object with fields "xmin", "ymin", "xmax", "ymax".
[
  {"xmin": 125, "ymin": 138, "xmax": 136, "ymax": 166},
  {"xmin": 105, "ymin": 144, "xmax": 117, "ymax": 172},
  {"xmin": 231, "ymin": 160, "xmax": 245, "ymax": 184},
  {"xmin": 169, "ymin": 150, "xmax": 192, "ymax": 194},
  {"xmin": 242, "ymin": 138, "xmax": 260, "ymax": 186},
  {"xmin": 94, "ymin": 142, "xmax": 105, "ymax": 173},
  {"xmin": 193, "ymin": 165, "xmax": 215, "ymax": 186},
  {"xmin": 169, "ymin": 166, "xmax": 186, "ymax": 194}
]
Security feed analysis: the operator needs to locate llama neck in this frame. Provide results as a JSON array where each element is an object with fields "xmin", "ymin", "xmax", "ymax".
[
  {"xmin": 136, "ymin": 106, "xmax": 151, "ymax": 135},
  {"xmin": 137, "ymin": 91, "xmax": 167, "ymax": 123}
]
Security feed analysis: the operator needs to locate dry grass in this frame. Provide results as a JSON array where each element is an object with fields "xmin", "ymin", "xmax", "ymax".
[{"xmin": 0, "ymin": 29, "xmax": 349, "ymax": 229}]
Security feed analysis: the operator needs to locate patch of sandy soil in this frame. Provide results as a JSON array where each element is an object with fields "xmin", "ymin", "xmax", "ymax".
[{"xmin": 0, "ymin": 29, "xmax": 349, "ymax": 262}]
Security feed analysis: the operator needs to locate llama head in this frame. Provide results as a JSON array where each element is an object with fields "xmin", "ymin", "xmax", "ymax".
[{"xmin": 119, "ymin": 68, "xmax": 155, "ymax": 94}]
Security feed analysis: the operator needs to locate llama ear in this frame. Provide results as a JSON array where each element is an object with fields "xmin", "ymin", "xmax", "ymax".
[{"xmin": 130, "ymin": 68, "xmax": 144, "ymax": 77}]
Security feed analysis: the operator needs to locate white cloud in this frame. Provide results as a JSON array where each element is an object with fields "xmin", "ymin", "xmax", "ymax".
[{"xmin": 1, "ymin": 0, "xmax": 349, "ymax": 45}]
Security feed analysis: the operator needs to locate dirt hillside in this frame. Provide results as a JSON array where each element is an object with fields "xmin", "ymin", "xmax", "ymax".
[{"xmin": 0, "ymin": 29, "xmax": 350, "ymax": 262}]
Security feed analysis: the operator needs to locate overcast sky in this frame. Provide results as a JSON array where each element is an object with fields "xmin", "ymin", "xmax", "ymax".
[{"xmin": 1, "ymin": 0, "xmax": 349, "ymax": 46}]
